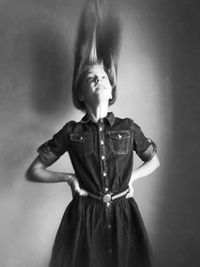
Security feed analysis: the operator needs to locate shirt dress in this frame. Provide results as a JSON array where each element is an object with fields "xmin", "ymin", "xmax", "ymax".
[{"xmin": 37, "ymin": 112, "xmax": 157, "ymax": 267}]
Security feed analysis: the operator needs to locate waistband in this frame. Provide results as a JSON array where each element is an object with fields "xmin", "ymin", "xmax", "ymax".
[{"xmin": 86, "ymin": 187, "xmax": 129, "ymax": 204}]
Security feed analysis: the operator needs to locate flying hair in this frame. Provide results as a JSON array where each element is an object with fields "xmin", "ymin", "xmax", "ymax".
[{"xmin": 72, "ymin": 0, "xmax": 121, "ymax": 110}]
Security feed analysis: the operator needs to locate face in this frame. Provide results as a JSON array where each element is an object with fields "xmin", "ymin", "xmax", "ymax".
[{"xmin": 80, "ymin": 65, "xmax": 112, "ymax": 108}]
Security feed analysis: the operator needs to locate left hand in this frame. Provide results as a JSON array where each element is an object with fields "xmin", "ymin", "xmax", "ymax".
[
  {"xmin": 126, "ymin": 182, "xmax": 134, "ymax": 199},
  {"xmin": 72, "ymin": 178, "xmax": 88, "ymax": 197},
  {"xmin": 67, "ymin": 174, "xmax": 88, "ymax": 198}
]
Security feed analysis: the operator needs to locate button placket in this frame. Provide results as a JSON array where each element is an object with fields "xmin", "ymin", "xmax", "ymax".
[
  {"xmin": 100, "ymin": 140, "xmax": 104, "ymax": 145},
  {"xmin": 105, "ymin": 201, "xmax": 113, "ymax": 257},
  {"xmin": 98, "ymin": 121, "xmax": 108, "ymax": 193},
  {"xmin": 98, "ymin": 120, "xmax": 113, "ymax": 258}
]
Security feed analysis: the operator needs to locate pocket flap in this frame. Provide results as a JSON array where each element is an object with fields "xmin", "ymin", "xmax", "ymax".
[
  {"xmin": 70, "ymin": 133, "xmax": 93, "ymax": 142},
  {"xmin": 108, "ymin": 131, "xmax": 130, "ymax": 140}
]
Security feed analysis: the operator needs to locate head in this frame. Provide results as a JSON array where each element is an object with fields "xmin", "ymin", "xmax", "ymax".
[
  {"xmin": 72, "ymin": 62, "xmax": 117, "ymax": 111},
  {"xmin": 72, "ymin": 0, "xmax": 120, "ymax": 111}
]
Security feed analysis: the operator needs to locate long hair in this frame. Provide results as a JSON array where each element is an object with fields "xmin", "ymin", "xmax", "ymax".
[{"xmin": 72, "ymin": 0, "xmax": 121, "ymax": 110}]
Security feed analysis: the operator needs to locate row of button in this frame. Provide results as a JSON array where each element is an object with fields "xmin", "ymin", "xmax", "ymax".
[
  {"xmin": 108, "ymin": 224, "xmax": 112, "ymax": 254},
  {"xmin": 98, "ymin": 122, "xmax": 109, "ymax": 194},
  {"xmin": 99, "ymin": 121, "xmax": 113, "ymax": 255}
]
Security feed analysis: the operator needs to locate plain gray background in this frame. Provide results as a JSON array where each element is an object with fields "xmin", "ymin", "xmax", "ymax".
[{"xmin": 0, "ymin": 0, "xmax": 199, "ymax": 266}]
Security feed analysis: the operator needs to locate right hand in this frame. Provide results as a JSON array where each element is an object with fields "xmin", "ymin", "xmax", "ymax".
[
  {"xmin": 126, "ymin": 182, "xmax": 134, "ymax": 199},
  {"xmin": 67, "ymin": 174, "xmax": 88, "ymax": 198}
]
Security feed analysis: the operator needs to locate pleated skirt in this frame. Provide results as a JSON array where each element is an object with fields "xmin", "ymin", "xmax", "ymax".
[{"xmin": 49, "ymin": 195, "xmax": 152, "ymax": 267}]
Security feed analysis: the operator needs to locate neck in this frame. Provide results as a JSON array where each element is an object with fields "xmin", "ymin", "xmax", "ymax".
[{"xmin": 86, "ymin": 102, "xmax": 109, "ymax": 122}]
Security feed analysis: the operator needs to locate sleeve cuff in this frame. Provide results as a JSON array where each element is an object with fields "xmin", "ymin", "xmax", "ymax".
[
  {"xmin": 137, "ymin": 139, "xmax": 157, "ymax": 162},
  {"xmin": 37, "ymin": 141, "xmax": 59, "ymax": 166}
]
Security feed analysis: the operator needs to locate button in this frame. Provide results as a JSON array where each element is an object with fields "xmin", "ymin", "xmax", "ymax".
[
  {"xmin": 103, "ymin": 172, "xmax": 107, "ymax": 177},
  {"xmin": 103, "ymin": 193, "xmax": 112, "ymax": 203},
  {"xmin": 100, "ymin": 140, "xmax": 104, "ymax": 145},
  {"xmin": 108, "ymin": 224, "xmax": 112, "ymax": 229},
  {"xmin": 101, "ymin": 155, "xmax": 105, "ymax": 160}
]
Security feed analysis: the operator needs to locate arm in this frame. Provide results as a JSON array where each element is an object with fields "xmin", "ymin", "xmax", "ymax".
[
  {"xmin": 25, "ymin": 156, "xmax": 88, "ymax": 196},
  {"xmin": 26, "ymin": 156, "xmax": 70, "ymax": 183},
  {"xmin": 126, "ymin": 154, "xmax": 160, "ymax": 198},
  {"xmin": 130, "ymin": 154, "xmax": 160, "ymax": 183}
]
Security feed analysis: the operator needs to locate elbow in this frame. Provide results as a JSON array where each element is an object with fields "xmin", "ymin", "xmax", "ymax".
[
  {"xmin": 25, "ymin": 166, "xmax": 37, "ymax": 182},
  {"xmin": 146, "ymin": 154, "xmax": 160, "ymax": 171},
  {"xmin": 156, "ymin": 160, "xmax": 160, "ymax": 170},
  {"xmin": 25, "ymin": 156, "xmax": 47, "ymax": 182},
  {"xmin": 153, "ymin": 154, "xmax": 160, "ymax": 169},
  {"xmin": 158, "ymin": 158, "xmax": 160, "ymax": 167},
  {"xmin": 25, "ymin": 165, "xmax": 44, "ymax": 182}
]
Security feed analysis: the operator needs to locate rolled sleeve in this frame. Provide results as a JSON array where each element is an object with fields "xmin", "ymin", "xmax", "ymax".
[
  {"xmin": 37, "ymin": 122, "xmax": 70, "ymax": 166},
  {"xmin": 133, "ymin": 123, "xmax": 157, "ymax": 162}
]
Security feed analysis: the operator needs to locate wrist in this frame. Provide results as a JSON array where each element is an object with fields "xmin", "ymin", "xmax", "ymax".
[
  {"xmin": 129, "ymin": 174, "xmax": 137, "ymax": 185},
  {"xmin": 66, "ymin": 174, "xmax": 75, "ymax": 184}
]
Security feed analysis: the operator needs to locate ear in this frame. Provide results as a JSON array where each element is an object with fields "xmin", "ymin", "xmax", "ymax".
[{"xmin": 79, "ymin": 94, "xmax": 84, "ymax": 101}]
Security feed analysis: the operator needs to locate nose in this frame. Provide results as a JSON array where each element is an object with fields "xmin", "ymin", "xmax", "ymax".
[{"xmin": 94, "ymin": 75, "xmax": 100, "ymax": 84}]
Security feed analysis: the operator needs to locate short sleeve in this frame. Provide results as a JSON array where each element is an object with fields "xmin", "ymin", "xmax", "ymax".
[
  {"xmin": 37, "ymin": 122, "xmax": 70, "ymax": 166},
  {"xmin": 133, "ymin": 122, "xmax": 157, "ymax": 162}
]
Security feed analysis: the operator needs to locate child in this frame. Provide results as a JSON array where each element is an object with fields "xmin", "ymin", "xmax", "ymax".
[{"xmin": 26, "ymin": 1, "xmax": 160, "ymax": 266}]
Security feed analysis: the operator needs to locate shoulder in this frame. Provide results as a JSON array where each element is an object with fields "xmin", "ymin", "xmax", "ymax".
[
  {"xmin": 59, "ymin": 120, "xmax": 79, "ymax": 131},
  {"xmin": 50, "ymin": 120, "xmax": 78, "ymax": 138},
  {"xmin": 58, "ymin": 118, "xmax": 91, "ymax": 134},
  {"xmin": 114, "ymin": 116, "xmax": 140, "ymax": 129},
  {"xmin": 114, "ymin": 116, "xmax": 132, "ymax": 123}
]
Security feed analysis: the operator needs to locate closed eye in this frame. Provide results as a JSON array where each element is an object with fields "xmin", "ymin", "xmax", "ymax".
[{"xmin": 85, "ymin": 76, "xmax": 95, "ymax": 82}]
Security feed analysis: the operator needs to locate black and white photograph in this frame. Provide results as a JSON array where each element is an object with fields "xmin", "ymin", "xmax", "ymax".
[{"xmin": 0, "ymin": 0, "xmax": 199, "ymax": 267}]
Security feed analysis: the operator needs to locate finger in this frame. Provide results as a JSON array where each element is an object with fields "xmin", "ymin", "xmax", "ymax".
[
  {"xmin": 70, "ymin": 186, "xmax": 76, "ymax": 198},
  {"xmin": 126, "ymin": 192, "xmax": 132, "ymax": 198},
  {"xmin": 75, "ymin": 187, "xmax": 88, "ymax": 196},
  {"xmin": 79, "ymin": 189, "xmax": 88, "ymax": 196},
  {"xmin": 126, "ymin": 193, "xmax": 134, "ymax": 199},
  {"xmin": 126, "ymin": 187, "xmax": 134, "ymax": 198},
  {"xmin": 73, "ymin": 183, "xmax": 80, "ymax": 191}
]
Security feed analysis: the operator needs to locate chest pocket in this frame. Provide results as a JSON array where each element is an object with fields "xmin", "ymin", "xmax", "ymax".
[
  {"xmin": 107, "ymin": 130, "xmax": 131, "ymax": 155},
  {"xmin": 70, "ymin": 133, "xmax": 93, "ymax": 156}
]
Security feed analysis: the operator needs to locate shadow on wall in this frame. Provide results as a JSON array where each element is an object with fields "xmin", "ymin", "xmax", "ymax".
[
  {"xmin": 0, "ymin": 2, "xmax": 75, "ymax": 189},
  {"xmin": 153, "ymin": 1, "xmax": 200, "ymax": 267},
  {"xmin": 30, "ymin": 27, "xmax": 73, "ymax": 116}
]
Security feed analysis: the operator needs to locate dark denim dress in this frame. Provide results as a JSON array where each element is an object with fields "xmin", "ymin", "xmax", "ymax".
[{"xmin": 37, "ymin": 112, "xmax": 157, "ymax": 267}]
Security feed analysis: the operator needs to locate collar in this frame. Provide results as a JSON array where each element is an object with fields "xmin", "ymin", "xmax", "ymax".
[{"xmin": 80, "ymin": 112, "xmax": 115, "ymax": 126}]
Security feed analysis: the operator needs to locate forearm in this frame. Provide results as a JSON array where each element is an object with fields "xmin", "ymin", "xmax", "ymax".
[
  {"xmin": 27, "ymin": 167, "xmax": 72, "ymax": 183},
  {"xmin": 25, "ymin": 156, "xmax": 87, "ymax": 196},
  {"xmin": 26, "ymin": 156, "xmax": 75, "ymax": 183},
  {"xmin": 129, "ymin": 154, "xmax": 160, "ymax": 185}
]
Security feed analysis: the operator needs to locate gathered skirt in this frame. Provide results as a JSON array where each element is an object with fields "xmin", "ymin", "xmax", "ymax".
[{"xmin": 49, "ymin": 195, "xmax": 152, "ymax": 267}]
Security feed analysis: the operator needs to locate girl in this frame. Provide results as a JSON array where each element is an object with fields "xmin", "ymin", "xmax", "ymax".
[{"xmin": 26, "ymin": 1, "xmax": 160, "ymax": 266}]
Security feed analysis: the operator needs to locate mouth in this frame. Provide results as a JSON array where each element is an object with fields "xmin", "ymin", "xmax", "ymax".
[{"xmin": 95, "ymin": 85, "xmax": 106, "ymax": 93}]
